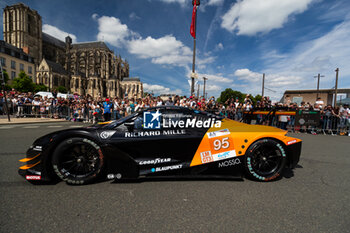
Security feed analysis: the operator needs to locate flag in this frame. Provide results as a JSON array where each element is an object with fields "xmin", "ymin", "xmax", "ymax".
[{"xmin": 190, "ymin": 0, "xmax": 197, "ymax": 38}]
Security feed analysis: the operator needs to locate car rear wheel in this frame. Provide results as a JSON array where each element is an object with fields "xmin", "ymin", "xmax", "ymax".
[
  {"xmin": 244, "ymin": 139, "xmax": 286, "ymax": 181},
  {"xmin": 51, "ymin": 138, "xmax": 104, "ymax": 185}
]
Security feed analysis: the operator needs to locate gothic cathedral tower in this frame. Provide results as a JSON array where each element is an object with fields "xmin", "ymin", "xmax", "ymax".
[{"xmin": 3, "ymin": 3, "xmax": 42, "ymax": 64}]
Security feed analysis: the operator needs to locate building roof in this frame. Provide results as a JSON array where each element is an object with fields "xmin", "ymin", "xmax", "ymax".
[
  {"xmin": 122, "ymin": 77, "xmax": 140, "ymax": 82},
  {"xmin": 0, "ymin": 40, "xmax": 34, "ymax": 63},
  {"xmin": 42, "ymin": 33, "xmax": 65, "ymax": 48},
  {"xmin": 45, "ymin": 59, "xmax": 68, "ymax": 75},
  {"xmin": 284, "ymin": 89, "xmax": 350, "ymax": 94},
  {"xmin": 72, "ymin": 41, "xmax": 110, "ymax": 50}
]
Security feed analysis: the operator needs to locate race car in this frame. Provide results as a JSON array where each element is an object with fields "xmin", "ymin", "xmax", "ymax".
[{"xmin": 19, "ymin": 106, "xmax": 302, "ymax": 185}]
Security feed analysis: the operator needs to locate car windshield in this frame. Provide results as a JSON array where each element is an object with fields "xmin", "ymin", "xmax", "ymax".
[{"xmin": 100, "ymin": 112, "xmax": 139, "ymax": 129}]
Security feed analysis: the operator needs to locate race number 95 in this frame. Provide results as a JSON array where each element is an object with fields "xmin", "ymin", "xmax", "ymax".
[
  {"xmin": 213, "ymin": 137, "xmax": 229, "ymax": 150},
  {"xmin": 209, "ymin": 135, "xmax": 233, "ymax": 154}
]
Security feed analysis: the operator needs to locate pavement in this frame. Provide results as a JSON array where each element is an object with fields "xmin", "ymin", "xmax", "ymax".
[
  {"xmin": 0, "ymin": 122, "xmax": 349, "ymax": 233},
  {"xmin": 0, "ymin": 116, "xmax": 66, "ymax": 125}
]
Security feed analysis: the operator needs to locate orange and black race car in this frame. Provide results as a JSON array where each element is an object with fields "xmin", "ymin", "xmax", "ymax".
[{"xmin": 19, "ymin": 106, "xmax": 302, "ymax": 185}]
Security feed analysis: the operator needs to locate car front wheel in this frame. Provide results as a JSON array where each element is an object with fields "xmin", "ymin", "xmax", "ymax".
[{"xmin": 51, "ymin": 137, "xmax": 104, "ymax": 185}]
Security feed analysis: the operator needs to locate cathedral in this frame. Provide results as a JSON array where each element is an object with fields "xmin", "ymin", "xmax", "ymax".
[{"xmin": 2, "ymin": 3, "xmax": 143, "ymax": 98}]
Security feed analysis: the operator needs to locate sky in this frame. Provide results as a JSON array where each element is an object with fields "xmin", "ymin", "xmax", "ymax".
[{"xmin": 1, "ymin": 0, "xmax": 350, "ymax": 100}]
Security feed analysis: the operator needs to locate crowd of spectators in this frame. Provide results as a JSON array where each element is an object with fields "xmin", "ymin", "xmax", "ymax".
[{"xmin": 1, "ymin": 89, "xmax": 349, "ymax": 135}]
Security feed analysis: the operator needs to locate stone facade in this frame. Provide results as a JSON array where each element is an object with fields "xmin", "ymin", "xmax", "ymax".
[
  {"xmin": 2, "ymin": 3, "xmax": 142, "ymax": 98},
  {"xmin": 36, "ymin": 58, "xmax": 69, "ymax": 91},
  {"xmin": 121, "ymin": 77, "xmax": 143, "ymax": 99}
]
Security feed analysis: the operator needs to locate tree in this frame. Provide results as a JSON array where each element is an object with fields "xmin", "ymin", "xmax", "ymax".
[
  {"xmin": 11, "ymin": 71, "xmax": 47, "ymax": 93},
  {"xmin": 11, "ymin": 71, "xmax": 34, "ymax": 92},
  {"xmin": 57, "ymin": 86, "xmax": 67, "ymax": 93},
  {"xmin": 218, "ymin": 88, "xmax": 245, "ymax": 104},
  {"xmin": 34, "ymin": 84, "xmax": 48, "ymax": 92},
  {"xmin": 1, "ymin": 70, "xmax": 11, "ymax": 91}
]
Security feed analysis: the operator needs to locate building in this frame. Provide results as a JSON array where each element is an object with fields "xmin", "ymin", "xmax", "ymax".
[
  {"xmin": 121, "ymin": 77, "xmax": 143, "ymax": 98},
  {"xmin": 282, "ymin": 89, "xmax": 350, "ymax": 106},
  {"xmin": 2, "ymin": 3, "xmax": 142, "ymax": 98},
  {"xmin": 0, "ymin": 40, "xmax": 35, "ymax": 83}
]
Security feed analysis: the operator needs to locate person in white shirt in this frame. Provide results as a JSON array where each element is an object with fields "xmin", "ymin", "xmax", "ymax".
[{"xmin": 315, "ymin": 97, "xmax": 324, "ymax": 109}]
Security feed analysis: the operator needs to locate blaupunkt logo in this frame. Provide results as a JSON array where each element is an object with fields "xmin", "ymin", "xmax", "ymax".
[{"xmin": 144, "ymin": 110, "xmax": 161, "ymax": 129}]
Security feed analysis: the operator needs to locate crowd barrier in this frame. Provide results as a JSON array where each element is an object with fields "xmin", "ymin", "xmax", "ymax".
[{"xmin": 1, "ymin": 103, "xmax": 349, "ymax": 135}]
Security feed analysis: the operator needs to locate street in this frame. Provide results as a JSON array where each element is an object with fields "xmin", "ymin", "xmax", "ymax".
[{"xmin": 0, "ymin": 122, "xmax": 349, "ymax": 233}]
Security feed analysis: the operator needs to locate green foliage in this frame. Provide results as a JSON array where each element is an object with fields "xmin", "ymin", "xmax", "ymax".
[
  {"xmin": 12, "ymin": 71, "xmax": 34, "ymax": 92},
  {"xmin": 1, "ymin": 71, "xmax": 11, "ymax": 91},
  {"xmin": 218, "ymin": 88, "xmax": 245, "ymax": 104},
  {"xmin": 1, "ymin": 70, "xmax": 9, "ymax": 84},
  {"xmin": 57, "ymin": 86, "xmax": 67, "ymax": 93},
  {"xmin": 218, "ymin": 88, "xmax": 263, "ymax": 105},
  {"xmin": 11, "ymin": 71, "xmax": 47, "ymax": 93},
  {"xmin": 34, "ymin": 84, "xmax": 48, "ymax": 93}
]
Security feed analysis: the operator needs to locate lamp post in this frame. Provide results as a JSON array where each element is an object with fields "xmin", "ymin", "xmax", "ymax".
[
  {"xmin": 334, "ymin": 68, "xmax": 339, "ymax": 107},
  {"xmin": 314, "ymin": 73, "xmax": 324, "ymax": 100},
  {"xmin": 190, "ymin": 0, "xmax": 200, "ymax": 97},
  {"xmin": 203, "ymin": 76, "xmax": 207, "ymax": 99}
]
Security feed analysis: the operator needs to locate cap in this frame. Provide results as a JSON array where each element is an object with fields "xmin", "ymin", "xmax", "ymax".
[{"xmin": 106, "ymin": 98, "xmax": 110, "ymax": 102}]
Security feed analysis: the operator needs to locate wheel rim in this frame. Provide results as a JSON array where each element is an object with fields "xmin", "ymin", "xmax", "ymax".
[
  {"xmin": 58, "ymin": 143, "xmax": 100, "ymax": 178},
  {"xmin": 250, "ymin": 144, "xmax": 282, "ymax": 176}
]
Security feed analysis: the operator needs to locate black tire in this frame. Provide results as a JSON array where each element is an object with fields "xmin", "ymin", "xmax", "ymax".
[
  {"xmin": 244, "ymin": 139, "xmax": 286, "ymax": 181},
  {"xmin": 51, "ymin": 137, "xmax": 104, "ymax": 185}
]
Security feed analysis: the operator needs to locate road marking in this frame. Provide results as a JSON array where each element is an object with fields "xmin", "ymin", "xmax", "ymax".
[
  {"xmin": 47, "ymin": 126, "xmax": 63, "ymax": 128},
  {"xmin": 0, "ymin": 126, "xmax": 15, "ymax": 129},
  {"xmin": 69, "ymin": 125, "xmax": 82, "ymax": 128},
  {"xmin": 23, "ymin": 126, "xmax": 40, "ymax": 129}
]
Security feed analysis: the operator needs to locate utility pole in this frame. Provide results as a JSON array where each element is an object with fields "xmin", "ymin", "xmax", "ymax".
[
  {"xmin": 262, "ymin": 73, "xmax": 265, "ymax": 97},
  {"xmin": 334, "ymin": 68, "xmax": 339, "ymax": 108},
  {"xmin": 0, "ymin": 63, "xmax": 11, "ymax": 122},
  {"xmin": 190, "ymin": 0, "xmax": 200, "ymax": 96},
  {"xmin": 314, "ymin": 73, "xmax": 324, "ymax": 100},
  {"xmin": 203, "ymin": 77, "xmax": 207, "ymax": 99},
  {"xmin": 197, "ymin": 83, "xmax": 200, "ymax": 98}
]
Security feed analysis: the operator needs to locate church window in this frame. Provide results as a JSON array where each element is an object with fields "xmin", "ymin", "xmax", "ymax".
[{"xmin": 11, "ymin": 71, "xmax": 16, "ymax": 79}]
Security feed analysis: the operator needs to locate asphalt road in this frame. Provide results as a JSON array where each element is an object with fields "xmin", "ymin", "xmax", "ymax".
[{"xmin": 1, "ymin": 122, "xmax": 349, "ymax": 233}]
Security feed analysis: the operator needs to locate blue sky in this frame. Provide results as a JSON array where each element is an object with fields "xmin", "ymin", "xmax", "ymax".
[{"xmin": 1, "ymin": 0, "xmax": 350, "ymax": 100}]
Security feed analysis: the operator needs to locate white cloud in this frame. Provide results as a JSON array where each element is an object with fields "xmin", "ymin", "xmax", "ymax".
[
  {"xmin": 42, "ymin": 24, "xmax": 77, "ymax": 43},
  {"xmin": 201, "ymin": 73, "xmax": 233, "ymax": 83},
  {"xmin": 157, "ymin": 0, "xmax": 187, "ymax": 6},
  {"xmin": 92, "ymin": 13, "xmax": 99, "ymax": 20},
  {"xmin": 221, "ymin": 0, "xmax": 314, "ymax": 35},
  {"xmin": 129, "ymin": 12, "xmax": 140, "ymax": 20},
  {"xmin": 128, "ymin": 35, "xmax": 214, "ymax": 67},
  {"xmin": 96, "ymin": 16, "xmax": 131, "ymax": 47},
  {"xmin": 214, "ymin": 42, "xmax": 224, "ymax": 51},
  {"xmin": 234, "ymin": 69, "xmax": 261, "ymax": 82},
  {"xmin": 262, "ymin": 18, "xmax": 350, "ymax": 90},
  {"xmin": 207, "ymin": 0, "xmax": 224, "ymax": 6},
  {"xmin": 143, "ymin": 83, "xmax": 182, "ymax": 95}
]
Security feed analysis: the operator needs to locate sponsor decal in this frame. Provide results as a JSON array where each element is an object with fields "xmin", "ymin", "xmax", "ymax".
[
  {"xmin": 200, "ymin": 151, "xmax": 213, "ymax": 164},
  {"xmin": 125, "ymin": 129, "xmax": 186, "ymax": 137},
  {"xmin": 143, "ymin": 110, "xmax": 221, "ymax": 129},
  {"xmin": 151, "ymin": 164, "xmax": 183, "ymax": 172},
  {"xmin": 144, "ymin": 110, "xmax": 162, "ymax": 129},
  {"xmin": 100, "ymin": 131, "xmax": 115, "ymax": 139},
  {"xmin": 212, "ymin": 150, "xmax": 237, "ymax": 161},
  {"xmin": 207, "ymin": 128, "xmax": 230, "ymax": 139},
  {"xmin": 26, "ymin": 175, "xmax": 41, "ymax": 180},
  {"xmin": 33, "ymin": 146, "xmax": 42, "ymax": 151},
  {"xmin": 218, "ymin": 158, "xmax": 241, "ymax": 168},
  {"xmin": 287, "ymin": 139, "xmax": 297, "ymax": 145},
  {"xmin": 139, "ymin": 158, "xmax": 171, "ymax": 165}
]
